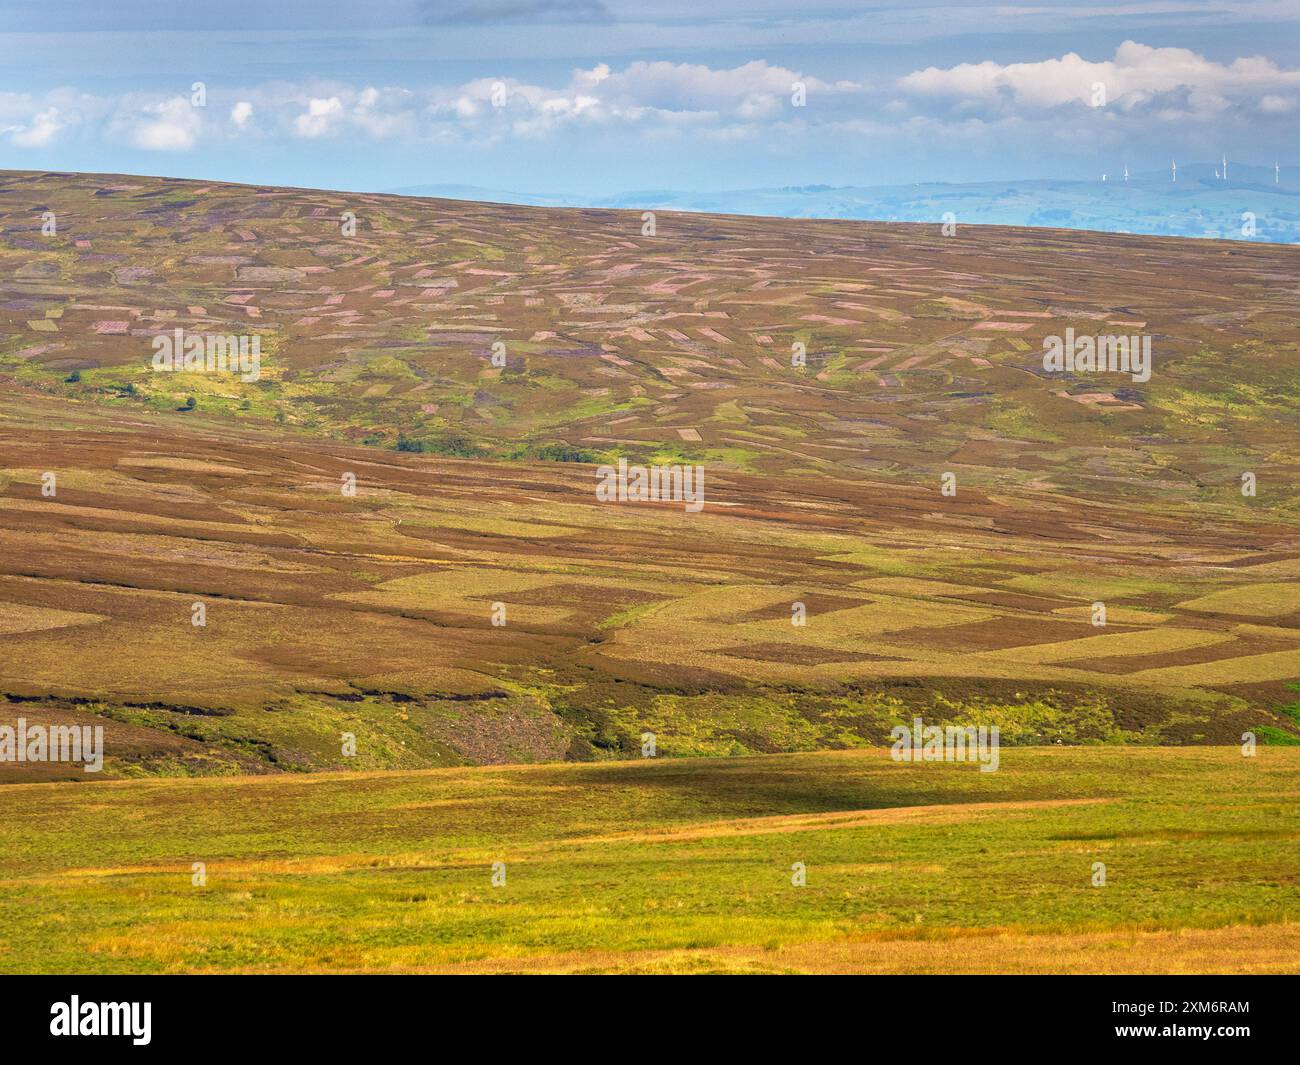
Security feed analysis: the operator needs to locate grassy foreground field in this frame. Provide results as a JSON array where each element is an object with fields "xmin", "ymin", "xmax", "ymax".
[{"xmin": 1, "ymin": 746, "xmax": 1296, "ymax": 974}]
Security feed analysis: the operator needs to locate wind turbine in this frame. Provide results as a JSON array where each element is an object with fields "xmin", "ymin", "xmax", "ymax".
[
  {"xmin": 1222, "ymin": 153, "xmax": 1228, "ymax": 181},
  {"xmin": 1276, "ymin": 161, "xmax": 1281, "ymax": 185},
  {"xmin": 1171, "ymin": 159, "xmax": 1177, "ymax": 182}
]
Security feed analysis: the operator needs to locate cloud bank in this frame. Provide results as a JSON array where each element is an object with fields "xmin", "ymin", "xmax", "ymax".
[{"xmin": 2, "ymin": 45, "xmax": 1296, "ymax": 161}]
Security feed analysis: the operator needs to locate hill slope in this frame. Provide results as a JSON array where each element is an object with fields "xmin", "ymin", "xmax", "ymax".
[
  {"xmin": 3, "ymin": 170, "xmax": 1299, "ymax": 498},
  {"xmin": 0, "ymin": 170, "xmax": 1298, "ymax": 778}
]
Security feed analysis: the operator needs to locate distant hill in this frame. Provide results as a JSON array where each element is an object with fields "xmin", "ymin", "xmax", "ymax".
[
  {"xmin": 389, "ymin": 165, "xmax": 1300, "ymax": 243},
  {"xmin": 2, "ymin": 167, "xmax": 1299, "ymax": 784}
]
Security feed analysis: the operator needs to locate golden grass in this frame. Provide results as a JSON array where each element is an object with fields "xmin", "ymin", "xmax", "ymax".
[
  {"xmin": 1178, "ymin": 583, "xmax": 1300, "ymax": 618},
  {"xmin": 407, "ymin": 923, "xmax": 1300, "ymax": 975},
  {"xmin": 986, "ymin": 626, "xmax": 1230, "ymax": 664},
  {"xmin": 1, "ymin": 747, "xmax": 1296, "ymax": 974}
]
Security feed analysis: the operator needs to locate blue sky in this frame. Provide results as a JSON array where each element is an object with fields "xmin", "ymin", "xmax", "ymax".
[{"xmin": 0, "ymin": 1, "xmax": 1296, "ymax": 194}]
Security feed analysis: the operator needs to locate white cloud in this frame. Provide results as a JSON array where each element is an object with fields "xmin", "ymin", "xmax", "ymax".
[
  {"xmin": 294, "ymin": 96, "xmax": 344, "ymax": 137},
  {"xmin": 130, "ymin": 97, "xmax": 201, "ymax": 150},
  {"xmin": 209, "ymin": 60, "xmax": 869, "ymax": 144},
  {"xmin": 594, "ymin": 59, "xmax": 849, "ymax": 110},
  {"xmin": 1259, "ymin": 93, "xmax": 1295, "ymax": 114},
  {"xmin": 0, "ymin": 49, "xmax": 1294, "ymax": 163},
  {"xmin": 8, "ymin": 106, "xmax": 64, "ymax": 147},
  {"xmin": 899, "ymin": 41, "xmax": 1300, "ymax": 118}
]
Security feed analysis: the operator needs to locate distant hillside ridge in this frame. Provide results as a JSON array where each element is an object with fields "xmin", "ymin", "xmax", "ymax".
[{"xmin": 389, "ymin": 165, "xmax": 1300, "ymax": 242}]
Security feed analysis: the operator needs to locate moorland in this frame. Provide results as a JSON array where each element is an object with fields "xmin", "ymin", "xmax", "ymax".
[{"xmin": 0, "ymin": 169, "xmax": 1296, "ymax": 972}]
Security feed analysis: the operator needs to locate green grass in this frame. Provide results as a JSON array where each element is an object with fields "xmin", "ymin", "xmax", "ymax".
[{"xmin": 0, "ymin": 747, "xmax": 1295, "ymax": 973}]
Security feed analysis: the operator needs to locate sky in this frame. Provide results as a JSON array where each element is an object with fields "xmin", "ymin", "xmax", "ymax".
[{"xmin": 0, "ymin": 1, "xmax": 1297, "ymax": 194}]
